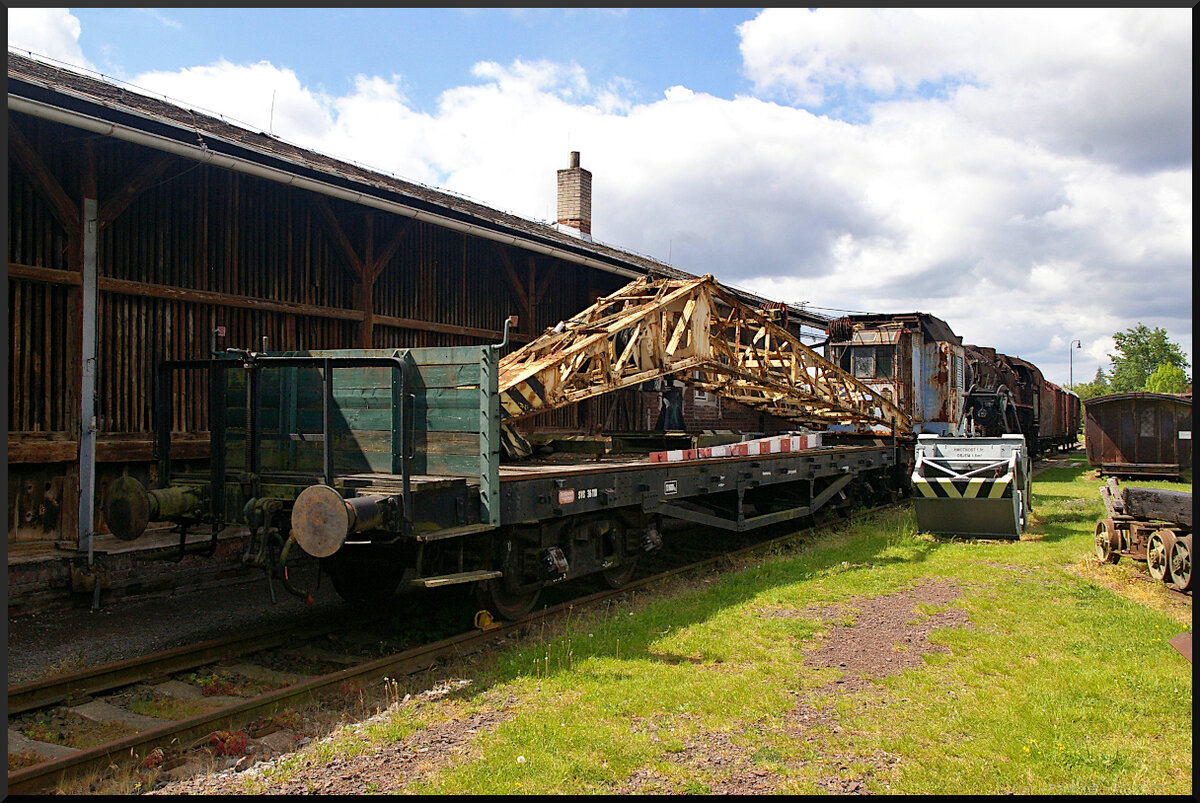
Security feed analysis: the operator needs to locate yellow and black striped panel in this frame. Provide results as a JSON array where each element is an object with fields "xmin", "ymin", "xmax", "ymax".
[
  {"xmin": 912, "ymin": 475, "xmax": 1012, "ymax": 499},
  {"xmin": 500, "ymin": 375, "xmax": 547, "ymax": 418}
]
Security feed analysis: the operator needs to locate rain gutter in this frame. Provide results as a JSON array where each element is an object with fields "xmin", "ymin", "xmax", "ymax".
[{"xmin": 7, "ymin": 89, "xmax": 642, "ymax": 281}]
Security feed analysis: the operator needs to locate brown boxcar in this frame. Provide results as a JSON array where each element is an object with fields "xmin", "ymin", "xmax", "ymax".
[
  {"xmin": 1044, "ymin": 381, "xmax": 1081, "ymax": 451},
  {"xmin": 1084, "ymin": 393, "xmax": 1192, "ymax": 478}
]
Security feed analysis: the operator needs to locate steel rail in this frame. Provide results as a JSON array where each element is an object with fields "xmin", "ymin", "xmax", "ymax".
[
  {"xmin": 7, "ymin": 608, "xmax": 365, "ymax": 716},
  {"xmin": 8, "ymin": 501, "xmax": 906, "ymax": 794}
]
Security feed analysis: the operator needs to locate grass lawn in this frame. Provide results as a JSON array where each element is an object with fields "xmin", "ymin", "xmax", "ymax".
[{"xmin": 246, "ymin": 451, "xmax": 1193, "ymax": 795}]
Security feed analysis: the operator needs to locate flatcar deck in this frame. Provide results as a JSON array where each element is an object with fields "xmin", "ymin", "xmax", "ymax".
[
  {"xmin": 335, "ymin": 442, "xmax": 900, "ymax": 534},
  {"xmin": 347, "ymin": 442, "xmax": 891, "ymax": 485},
  {"xmin": 497, "ymin": 443, "xmax": 899, "ymax": 529}
]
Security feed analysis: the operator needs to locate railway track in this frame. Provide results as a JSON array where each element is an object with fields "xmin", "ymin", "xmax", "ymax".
[{"xmin": 7, "ymin": 501, "xmax": 905, "ymax": 795}]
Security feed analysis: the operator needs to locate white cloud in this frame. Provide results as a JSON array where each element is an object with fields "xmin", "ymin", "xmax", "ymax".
[
  {"xmin": 738, "ymin": 8, "xmax": 1192, "ymax": 172},
  {"xmin": 134, "ymin": 8, "xmax": 183, "ymax": 30},
  {"xmin": 8, "ymin": 9, "xmax": 1190, "ymax": 386},
  {"xmin": 130, "ymin": 61, "xmax": 331, "ymax": 135},
  {"xmin": 7, "ymin": 7, "xmax": 92, "ymax": 70}
]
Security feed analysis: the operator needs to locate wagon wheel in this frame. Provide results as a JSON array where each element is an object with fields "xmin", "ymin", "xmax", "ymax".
[
  {"xmin": 475, "ymin": 578, "xmax": 540, "ymax": 621},
  {"xmin": 1094, "ymin": 519, "xmax": 1120, "ymax": 564},
  {"xmin": 1168, "ymin": 534, "xmax": 1192, "ymax": 592},
  {"xmin": 600, "ymin": 518, "xmax": 638, "ymax": 588},
  {"xmin": 602, "ymin": 558, "xmax": 639, "ymax": 589},
  {"xmin": 1145, "ymin": 530, "xmax": 1173, "ymax": 583}
]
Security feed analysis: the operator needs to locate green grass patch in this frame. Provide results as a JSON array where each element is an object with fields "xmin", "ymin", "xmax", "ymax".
[
  {"xmin": 245, "ymin": 453, "xmax": 1193, "ymax": 794},
  {"xmin": 127, "ymin": 693, "xmax": 222, "ymax": 720},
  {"xmin": 19, "ymin": 712, "xmax": 141, "ymax": 751}
]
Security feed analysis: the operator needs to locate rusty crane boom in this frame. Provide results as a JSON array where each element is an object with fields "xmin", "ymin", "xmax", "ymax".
[{"xmin": 497, "ymin": 274, "xmax": 911, "ymax": 437}]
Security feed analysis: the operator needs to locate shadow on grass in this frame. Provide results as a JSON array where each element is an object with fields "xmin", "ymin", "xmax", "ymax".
[
  {"xmin": 451, "ymin": 504, "xmax": 954, "ymax": 694},
  {"xmin": 447, "ymin": 453, "xmax": 1140, "ymax": 694}
]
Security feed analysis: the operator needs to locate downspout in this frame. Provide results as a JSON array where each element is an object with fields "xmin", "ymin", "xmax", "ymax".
[{"xmin": 79, "ymin": 199, "xmax": 100, "ymax": 608}]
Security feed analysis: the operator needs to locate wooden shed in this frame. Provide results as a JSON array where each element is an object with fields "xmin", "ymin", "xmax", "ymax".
[
  {"xmin": 1084, "ymin": 392, "xmax": 1192, "ymax": 478},
  {"xmin": 7, "ymin": 51, "xmax": 828, "ymax": 583}
]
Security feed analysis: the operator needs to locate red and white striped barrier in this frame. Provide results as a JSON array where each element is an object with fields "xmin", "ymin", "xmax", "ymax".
[{"xmin": 650, "ymin": 433, "xmax": 822, "ymax": 463}]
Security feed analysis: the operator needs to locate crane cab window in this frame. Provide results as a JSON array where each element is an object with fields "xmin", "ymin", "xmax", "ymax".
[{"xmin": 851, "ymin": 345, "xmax": 894, "ymax": 379}]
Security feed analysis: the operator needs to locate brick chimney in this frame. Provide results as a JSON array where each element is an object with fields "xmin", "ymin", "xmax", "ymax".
[{"xmin": 556, "ymin": 151, "xmax": 592, "ymax": 240}]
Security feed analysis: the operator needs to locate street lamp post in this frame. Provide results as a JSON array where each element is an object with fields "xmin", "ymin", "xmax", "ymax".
[{"xmin": 1069, "ymin": 339, "xmax": 1081, "ymax": 388}]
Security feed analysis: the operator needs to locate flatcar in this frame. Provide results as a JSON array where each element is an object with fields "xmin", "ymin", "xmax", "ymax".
[
  {"xmin": 103, "ymin": 286, "xmax": 1081, "ymax": 613},
  {"xmin": 102, "ymin": 339, "xmax": 909, "ymax": 617}
]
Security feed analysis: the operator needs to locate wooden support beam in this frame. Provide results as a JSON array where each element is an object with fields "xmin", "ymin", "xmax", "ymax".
[
  {"xmin": 311, "ymin": 201, "xmax": 413, "ymax": 346},
  {"xmin": 356, "ymin": 217, "xmax": 412, "ymax": 347},
  {"xmin": 532, "ymin": 256, "xmax": 557, "ymax": 310},
  {"xmin": 7, "ymin": 262, "xmax": 527, "ymax": 343},
  {"xmin": 8, "ymin": 119, "xmax": 81, "ymax": 233},
  {"xmin": 7, "ymin": 263, "xmax": 82, "ymax": 285},
  {"xmin": 98, "ymin": 274, "xmax": 365, "ymax": 320},
  {"xmin": 8, "ymin": 434, "xmax": 212, "ymax": 464},
  {"xmin": 374, "ymin": 313, "xmax": 527, "ymax": 344},
  {"xmin": 8, "ymin": 436, "xmax": 78, "ymax": 464},
  {"xmin": 354, "ymin": 278, "xmax": 375, "ymax": 348},
  {"xmin": 98, "ymin": 154, "xmax": 173, "ymax": 229},
  {"xmin": 366, "ymin": 218, "xmax": 411, "ymax": 282},
  {"xmin": 310, "ymin": 195, "xmax": 366, "ymax": 280},
  {"xmin": 494, "ymin": 244, "xmax": 532, "ymax": 327}
]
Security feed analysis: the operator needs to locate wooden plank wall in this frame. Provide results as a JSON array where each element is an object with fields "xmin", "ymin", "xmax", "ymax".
[
  {"xmin": 407, "ymin": 349, "xmax": 488, "ymax": 477},
  {"xmin": 7, "ymin": 110, "xmax": 624, "ymax": 544},
  {"xmin": 221, "ymin": 348, "xmax": 492, "ymax": 479},
  {"xmin": 224, "ymin": 363, "xmax": 403, "ymax": 476}
]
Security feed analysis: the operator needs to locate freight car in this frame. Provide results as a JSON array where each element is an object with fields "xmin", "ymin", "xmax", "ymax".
[
  {"xmin": 962, "ymin": 348, "xmax": 1080, "ymax": 455},
  {"xmin": 101, "ymin": 340, "xmax": 908, "ymax": 617},
  {"xmin": 1004, "ymin": 355, "xmax": 1079, "ymax": 454},
  {"xmin": 824, "ymin": 315, "xmax": 1076, "ymax": 454},
  {"xmin": 1084, "ymin": 392, "xmax": 1192, "ymax": 478},
  {"xmin": 103, "ymin": 277, "xmax": 913, "ymax": 617}
]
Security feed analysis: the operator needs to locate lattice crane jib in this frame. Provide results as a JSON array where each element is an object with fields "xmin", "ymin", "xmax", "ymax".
[{"xmin": 497, "ymin": 275, "xmax": 912, "ymax": 436}]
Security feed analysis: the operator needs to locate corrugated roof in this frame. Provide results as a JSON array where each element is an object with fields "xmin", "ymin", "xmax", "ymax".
[
  {"xmin": 833, "ymin": 312, "xmax": 962, "ymax": 345},
  {"xmin": 7, "ymin": 50, "xmax": 830, "ymax": 329}
]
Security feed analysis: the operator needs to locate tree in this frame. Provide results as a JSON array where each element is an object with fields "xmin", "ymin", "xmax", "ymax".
[
  {"xmin": 1144, "ymin": 362, "xmax": 1189, "ymax": 394},
  {"xmin": 1107, "ymin": 324, "xmax": 1189, "ymax": 393},
  {"xmin": 1071, "ymin": 366, "xmax": 1112, "ymax": 401}
]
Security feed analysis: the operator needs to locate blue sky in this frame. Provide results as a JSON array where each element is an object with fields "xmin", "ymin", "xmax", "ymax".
[
  {"xmin": 7, "ymin": 8, "xmax": 1193, "ymax": 385},
  {"xmin": 72, "ymin": 9, "xmax": 759, "ymax": 113}
]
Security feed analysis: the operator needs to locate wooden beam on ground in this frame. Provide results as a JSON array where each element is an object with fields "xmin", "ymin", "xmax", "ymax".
[{"xmin": 1121, "ymin": 487, "xmax": 1192, "ymax": 527}]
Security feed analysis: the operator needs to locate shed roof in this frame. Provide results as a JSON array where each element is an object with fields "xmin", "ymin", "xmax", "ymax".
[
  {"xmin": 1084, "ymin": 392, "xmax": 1192, "ymax": 408},
  {"xmin": 831, "ymin": 312, "xmax": 962, "ymax": 345},
  {"xmin": 7, "ymin": 50, "xmax": 831, "ymax": 330}
]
